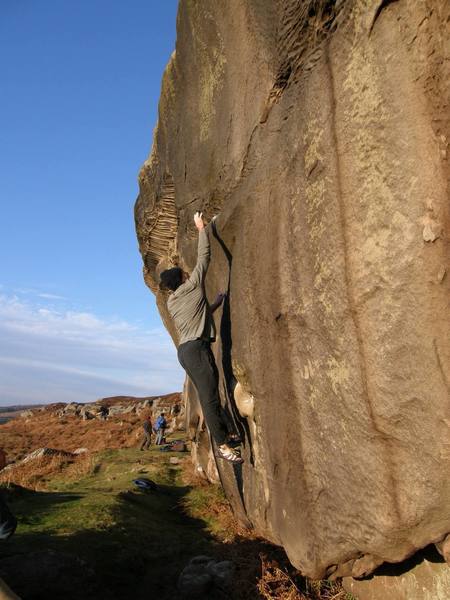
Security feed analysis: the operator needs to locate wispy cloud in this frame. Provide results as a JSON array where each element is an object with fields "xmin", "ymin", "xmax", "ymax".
[
  {"xmin": 9, "ymin": 286, "xmax": 67, "ymax": 301},
  {"xmin": 12, "ymin": 286, "xmax": 66, "ymax": 299},
  {"xmin": 37, "ymin": 292, "xmax": 67, "ymax": 300},
  {"xmin": 0, "ymin": 294, "xmax": 184, "ymax": 406}
]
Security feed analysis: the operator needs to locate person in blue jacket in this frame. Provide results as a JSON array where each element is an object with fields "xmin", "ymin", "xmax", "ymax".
[{"xmin": 155, "ymin": 413, "xmax": 167, "ymax": 445}]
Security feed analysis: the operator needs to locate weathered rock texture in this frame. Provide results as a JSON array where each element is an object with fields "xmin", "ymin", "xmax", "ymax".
[
  {"xmin": 343, "ymin": 545, "xmax": 450, "ymax": 600},
  {"xmin": 135, "ymin": 0, "xmax": 450, "ymax": 585}
]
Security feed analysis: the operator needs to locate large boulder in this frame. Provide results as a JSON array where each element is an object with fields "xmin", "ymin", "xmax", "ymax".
[{"xmin": 135, "ymin": 0, "xmax": 450, "ymax": 586}]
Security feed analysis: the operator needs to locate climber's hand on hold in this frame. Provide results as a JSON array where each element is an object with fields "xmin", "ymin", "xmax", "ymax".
[
  {"xmin": 211, "ymin": 292, "xmax": 226, "ymax": 313},
  {"xmin": 194, "ymin": 211, "xmax": 204, "ymax": 231},
  {"xmin": 214, "ymin": 292, "xmax": 226, "ymax": 305}
]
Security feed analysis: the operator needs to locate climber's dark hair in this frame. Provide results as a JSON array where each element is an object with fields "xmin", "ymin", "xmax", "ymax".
[{"xmin": 160, "ymin": 267, "xmax": 184, "ymax": 292}]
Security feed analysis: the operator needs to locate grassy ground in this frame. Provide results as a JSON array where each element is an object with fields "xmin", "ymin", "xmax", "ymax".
[
  {"xmin": 0, "ymin": 445, "xmax": 354, "ymax": 600},
  {"xmin": 1, "ymin": 447, "xmax": 212, "ymax": 599}
]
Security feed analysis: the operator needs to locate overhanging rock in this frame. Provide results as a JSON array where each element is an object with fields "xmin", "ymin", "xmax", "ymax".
[{"xmin": 135, "ymin": 0, "xmax": 450, "ymax": 584}]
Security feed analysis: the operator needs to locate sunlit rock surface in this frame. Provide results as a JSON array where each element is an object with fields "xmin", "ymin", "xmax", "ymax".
[
  {"xmin": 135, "ymin": 0, "xmax": 450, "ymax": 586},
  {"xmin": 343, "ymin": 546, "xmax": 450, "ymax": 600}
]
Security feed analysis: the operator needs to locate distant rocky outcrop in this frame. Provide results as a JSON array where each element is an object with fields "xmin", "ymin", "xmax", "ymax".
[
  {"xmin": 44, "ymin": 393, "xmax": 184, "ymax": 426},
  {"xmin": 135, "ymin": 0, "xmax": 450, "ymax": 595}
]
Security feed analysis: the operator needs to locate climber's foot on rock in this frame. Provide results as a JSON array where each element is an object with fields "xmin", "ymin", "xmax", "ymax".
[{"xmin": 217, "ymin": 444, "xmax": 244, "ymax": 464}]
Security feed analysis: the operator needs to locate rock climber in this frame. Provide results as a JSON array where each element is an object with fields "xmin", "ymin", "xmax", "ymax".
[{"xmin": 159, "ymin": 211, "xmax": 243, "ymax": 464}]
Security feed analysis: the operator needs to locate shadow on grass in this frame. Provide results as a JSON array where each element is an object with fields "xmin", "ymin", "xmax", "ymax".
[
  {"xmin": 1, "ymin": 485, "xmax": 84, "ymax": 533},
  {"xmin": 0, "ymin": 481, "xmax": 280, "ymax": 600}
]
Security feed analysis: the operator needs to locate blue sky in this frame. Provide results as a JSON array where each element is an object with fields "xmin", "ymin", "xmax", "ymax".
[{"xmin": 0, "ymin": 1, "xmax": 185, "ymax": 405}]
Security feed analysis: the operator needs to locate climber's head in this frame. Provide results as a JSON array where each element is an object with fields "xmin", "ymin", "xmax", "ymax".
[{"xmin": 159, "ymin": 267, "xmax": 187, "ymax": 291}]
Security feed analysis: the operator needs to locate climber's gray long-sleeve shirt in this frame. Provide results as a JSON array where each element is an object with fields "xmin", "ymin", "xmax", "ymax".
[{"xmin": 167, "ymin": 228, "xmax": 215, "ymax": 346}]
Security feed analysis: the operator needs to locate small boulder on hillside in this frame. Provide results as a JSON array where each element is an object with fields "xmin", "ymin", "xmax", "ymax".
[
  {"xmin": 22, "ymin": 448, "xmax": 74, "ymax": 464},
  {"xmin": 80, "ymin": 406, "xmax": 95, "ymax": 420},
  {"xmin": 19, "ymin": 410, "xmax": 33, "ymax": 419},
  {"xmin": 107, "ymin": 405, "xmax": 128, "ymax": 417}
]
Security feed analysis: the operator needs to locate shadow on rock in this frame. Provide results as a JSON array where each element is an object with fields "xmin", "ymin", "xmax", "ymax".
[
  {"xmin": 211, "ymin": 222, "xmax": 254, "ymax": 468},
  {"xmin": 370, "ymin": 544, "xmax": 445, "ymax": 578}
]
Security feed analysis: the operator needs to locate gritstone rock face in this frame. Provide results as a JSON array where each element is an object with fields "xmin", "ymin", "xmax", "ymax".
[{"xmin": 135, "ymin": 0, "xmax": 450, "ymax": 588}]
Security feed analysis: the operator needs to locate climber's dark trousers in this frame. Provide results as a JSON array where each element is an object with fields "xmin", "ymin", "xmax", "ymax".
[{"xmin": 177, "ymin": 340, "xmax": 228, "ymax": 446}]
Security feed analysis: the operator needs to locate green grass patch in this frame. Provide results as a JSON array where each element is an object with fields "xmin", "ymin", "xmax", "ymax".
[
  {"xmin": 1, "ymin": 447, "xmax": 216, "ymax": 600},
  {"xmin": 181, "ymin": 481, "xmax": 235, "ymax": 540},
  {"xmin": 1, "ymin": 446, "xmax": 355, "ymax": 600}
]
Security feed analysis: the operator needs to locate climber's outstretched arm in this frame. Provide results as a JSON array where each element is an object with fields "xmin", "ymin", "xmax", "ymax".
[{"xmin": 188, "ymin": 211, "xmax": 211, "ymax": 287}]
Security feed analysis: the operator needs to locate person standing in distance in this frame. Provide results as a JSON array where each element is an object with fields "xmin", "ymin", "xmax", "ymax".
[
  {"xmin": 139, "ymin": 415, "xmax": 153, "ymax": 451},
  {"xmin": 159, "ymin": 212, "xmax": 243, "ymax": 464}
]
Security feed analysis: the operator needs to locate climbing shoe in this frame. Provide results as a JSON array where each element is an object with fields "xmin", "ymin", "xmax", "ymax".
[{"xmin": 217, "ymin": 445, "xmax": 244, "ymax": 464}]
